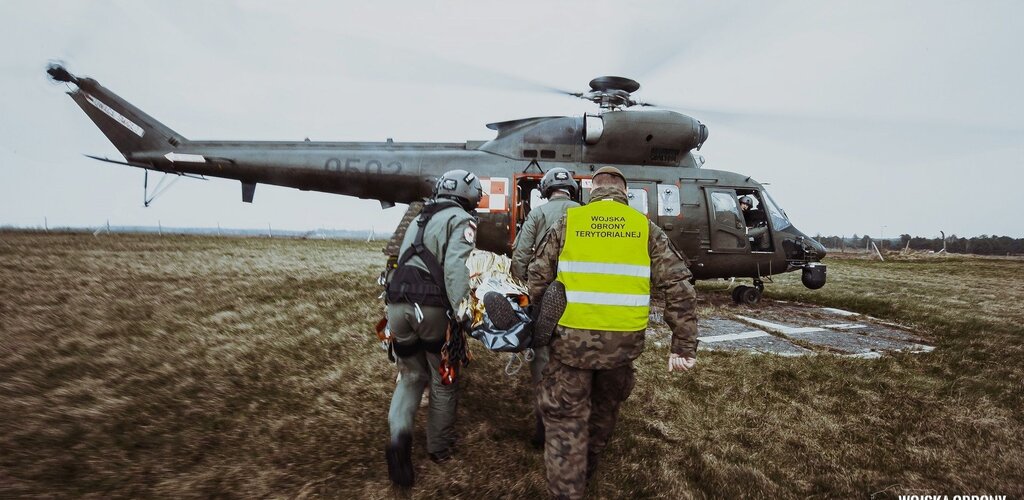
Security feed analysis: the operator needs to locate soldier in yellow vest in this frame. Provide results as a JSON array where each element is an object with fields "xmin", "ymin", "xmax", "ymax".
[{"xmin": 527, "ymin": 166, "xmax": 698, "ymax": 499}]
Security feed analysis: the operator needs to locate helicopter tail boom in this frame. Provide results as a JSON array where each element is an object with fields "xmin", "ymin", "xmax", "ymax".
[{"xmin": 50, "ymin": 64, "xmax": 187, "ymax": 159}]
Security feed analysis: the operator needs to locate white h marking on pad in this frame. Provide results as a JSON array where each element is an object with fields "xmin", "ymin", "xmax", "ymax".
[
  {"xmin": 700, "ymin": 330, "xmax": 770, "ymax": 343},
  {"xmin": 822, "ymin": 323, "xmax": 867, "ymax": 330},
  {"xmin": 735, "ymin": 316, "xmax": 826, "ymax": 335}
]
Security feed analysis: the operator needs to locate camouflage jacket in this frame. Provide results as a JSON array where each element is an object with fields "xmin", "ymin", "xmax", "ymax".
[
  {"xmin": 527, "ymin": 186, "xmax": 698, "ymax": 369},
  {"xmin": 392, "ymin": 199, "xmax": 477, "ymax": 313},
  {"xmin": 511, "ymin": 194, "xmax": 580, "ymax": 281}
]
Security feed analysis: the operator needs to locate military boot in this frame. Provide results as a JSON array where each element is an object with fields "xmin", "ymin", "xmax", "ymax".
[
  {"xmin": 586, "ymin": 453, "xmax": 600, "ymax": 481},
  {"xmin": 428, "ymin": 448, "xmax": 452, "ymax": 464},
  {"xmin": 531, "ymin": 281, "xmax": 566, "ymax": 347},
  {"xmin": 530, "ymin": 411, "xmax": 545, "ymax": 449},
  {"xmin": 483, "ymin": 291, "xmax": 519, "ymax": 330},
  {"xmin": 385, "ymin": 432, "xmax": 414, "ymax": 488}
]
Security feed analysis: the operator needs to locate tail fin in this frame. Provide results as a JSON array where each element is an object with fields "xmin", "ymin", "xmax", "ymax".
[{"xmin": 48, "ymin": 64, "xmax": 186, "ymax": 158}]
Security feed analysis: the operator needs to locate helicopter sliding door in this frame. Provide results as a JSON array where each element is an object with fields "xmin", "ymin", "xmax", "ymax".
[{"xmin": 705, "ymin": 188, "xmax": 749, "ymax": 253}]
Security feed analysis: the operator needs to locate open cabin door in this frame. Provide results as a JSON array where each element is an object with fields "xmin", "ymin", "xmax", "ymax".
[
  {"xmin": 511, "ymin": 173, "xmax": 587, "ymax": 246},
  {"xmin": 511, "ymin": 174, "xmax": 542, "ymax": 246}
]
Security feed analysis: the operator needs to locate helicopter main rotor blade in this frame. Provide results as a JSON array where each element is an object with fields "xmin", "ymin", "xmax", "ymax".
[
  {"xmin": 613, "ymin": 1, "xmax": 778, "ymax": 81},
  {"xmin": 330, "ymin": 35, "xmax": 578, "ymax": 98},
  {"xmin": 655, "ymin": 101, "xmax": 1023, "ymax": 163}
]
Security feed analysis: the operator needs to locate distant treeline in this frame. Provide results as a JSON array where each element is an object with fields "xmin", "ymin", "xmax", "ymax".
[
  {"xmin": 1, "ymin": 225, "xmax": 376, "ymax": 240},
  {"xmin": 815, "ymin": 234, "xmax": 1024, "ymax": 255}
]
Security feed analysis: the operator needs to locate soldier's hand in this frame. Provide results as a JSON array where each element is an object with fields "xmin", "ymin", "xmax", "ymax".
[{"xmin": 668, "ymin": 353, "xmax": 696, "ymax": 372}]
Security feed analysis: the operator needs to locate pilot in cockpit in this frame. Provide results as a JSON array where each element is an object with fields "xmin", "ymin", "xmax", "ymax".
[{"xmin": 739, "ymin": 195, "xmax": 769, "ymax": 250}]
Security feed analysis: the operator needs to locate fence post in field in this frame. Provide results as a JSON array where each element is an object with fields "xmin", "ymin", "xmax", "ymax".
[{"xmin": 871, "ymin": 241, "xmax": 885, "ymax": 261}]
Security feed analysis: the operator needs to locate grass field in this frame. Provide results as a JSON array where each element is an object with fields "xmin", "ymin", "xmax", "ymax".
[{"xmin": 2, "ymin": 231, "xmax": 1023, "ymax": 498}]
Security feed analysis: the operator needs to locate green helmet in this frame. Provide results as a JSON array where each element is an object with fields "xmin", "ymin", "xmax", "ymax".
[
  {"xmin": 539, "ymin": 167, "xmax": 578, "ymax": 198},
  {"xmin": 434, "ymin": 169, "xmax": 483, "ymax": 208}
]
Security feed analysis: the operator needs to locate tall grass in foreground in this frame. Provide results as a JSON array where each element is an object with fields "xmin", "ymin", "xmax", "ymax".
[{"xmin": 1, "ymin": 232, "xmax": 1022, "ymax": 498}]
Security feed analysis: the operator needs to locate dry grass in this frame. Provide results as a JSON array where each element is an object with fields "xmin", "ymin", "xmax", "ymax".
[{"xmin": 1, "ymin": 231, "xmax": 1022, "ymax": 498}]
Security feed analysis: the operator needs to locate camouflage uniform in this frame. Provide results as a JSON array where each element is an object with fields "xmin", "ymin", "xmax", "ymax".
[
  {"xmin": 527, "ymin": 186, "xmax": 698, "ymax": 499},
  {"xmin": 511, "ymin": 192, "xmax": 580, "ymax": 446},
  {"xmin": 387, "ymin": 199, "xmax": 476, "ymax": 456},
  {"xmin": 511, "ymin": 193, "xmax": 581, "ymax": 281}
]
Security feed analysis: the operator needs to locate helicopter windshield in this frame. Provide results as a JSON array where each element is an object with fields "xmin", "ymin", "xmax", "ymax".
[{"xmin": 761, "ymin": 191, "xmax": 791, "ymax": 230}]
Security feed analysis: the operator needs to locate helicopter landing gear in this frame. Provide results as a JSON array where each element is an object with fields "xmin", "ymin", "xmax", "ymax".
[{"xmin": 731, "ymin": 279, "xmax": 765, "ymax": 305}]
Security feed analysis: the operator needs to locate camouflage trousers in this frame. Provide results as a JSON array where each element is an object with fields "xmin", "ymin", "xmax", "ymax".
[
  {"xmin": 386, "ymin": 303, "xmax": 459, "ymax": 454},
  {"xmin": 530, "ymin": 345, "xmax": 551, "ymax": 428},
  {"xmin": 538, "ymin": 358, "xmax": 636, "ymax": 499}
]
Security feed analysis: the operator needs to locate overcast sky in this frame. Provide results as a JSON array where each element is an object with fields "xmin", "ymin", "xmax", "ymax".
[{"xmin": 2, "ymin": 0, "xmax": 1022, "ymax": 238}]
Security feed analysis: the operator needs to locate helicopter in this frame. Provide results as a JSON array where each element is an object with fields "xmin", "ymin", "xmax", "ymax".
[{"xmin": 46, "ymin": 64, "xmax": 827, "ymax": 305}]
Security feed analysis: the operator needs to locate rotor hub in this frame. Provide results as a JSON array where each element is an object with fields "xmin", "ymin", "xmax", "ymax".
[
  {"xmin": 588, "ymin": 76, "xmax": 640, "ymax": 93},
  {"xmin": 578, "ymin": 76, "xmax": 645, "ymax": 110}
]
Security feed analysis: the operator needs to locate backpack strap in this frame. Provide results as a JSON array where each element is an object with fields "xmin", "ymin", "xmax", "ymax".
[{"xmin": 392, "ymin": 200, "xmax": 461, "ymax": 312}]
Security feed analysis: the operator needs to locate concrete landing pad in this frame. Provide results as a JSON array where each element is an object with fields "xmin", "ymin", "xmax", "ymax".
[
  {"xmin": 698, "ymin": 318, "xmax": 812, "ymax": 356},
  {"xmin": 654, "ymin": 301, "xmax": 934, "ymax": 359},
  {"xmin": 735, "ymin": 316, "xmax": 933, "ymax": 356},
  {"xmin": 738, "ymin": 302, "xmax": 930, "ymax": 345}
]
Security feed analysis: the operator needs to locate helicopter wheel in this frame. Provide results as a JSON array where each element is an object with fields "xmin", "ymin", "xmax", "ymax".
[
  {"xmin": 739, "ymin": 286, "xmax": 762, "ymax": 305},
  {"xmin": 731, "ymin": 286, "xmax": 748, "ymax": 304}
]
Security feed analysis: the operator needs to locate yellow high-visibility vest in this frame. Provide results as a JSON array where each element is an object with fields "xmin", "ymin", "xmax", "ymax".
[{"xmin": 556, "ymin": 199, "xmax": 651, "ymax": 331}]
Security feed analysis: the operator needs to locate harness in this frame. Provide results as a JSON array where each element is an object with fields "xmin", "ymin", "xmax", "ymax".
[
  {"xmin": 386, "ymin": 201, "xmax": 455, "ymax": 308},
  {"xmin": 384, "ymin": 201, "xmax": 472, "ymax": 384}
]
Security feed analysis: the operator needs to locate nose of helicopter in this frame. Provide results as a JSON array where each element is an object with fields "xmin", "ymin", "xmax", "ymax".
[
  {"xmin": 781, "ymin": 227, "xmax": 827, "ymax": 262},
  {"xmin": 784, "ymin": 229, "xmax": 828, "ymax": 289},
  {"xmin": 810, "ymin": 237, "xmax": 827, "ymax": 260}
]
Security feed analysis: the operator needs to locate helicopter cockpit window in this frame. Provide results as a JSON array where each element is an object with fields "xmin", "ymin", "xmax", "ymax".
[
  {"xmin": 627, "ymin": 188, "xmax": 648, "ymax": 214},
  {"xmin": 711, "ymin": 192, "xmax": 742, "ymax": 225},
  {"xmin": 762, "ymin": 191, "xmax": 791, "ymax": 230}
]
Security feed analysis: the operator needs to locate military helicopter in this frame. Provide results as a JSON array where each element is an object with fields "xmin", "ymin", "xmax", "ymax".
[{"xmin": 46, "ymin": 64, "xmax": 826, "ymax": 304}]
